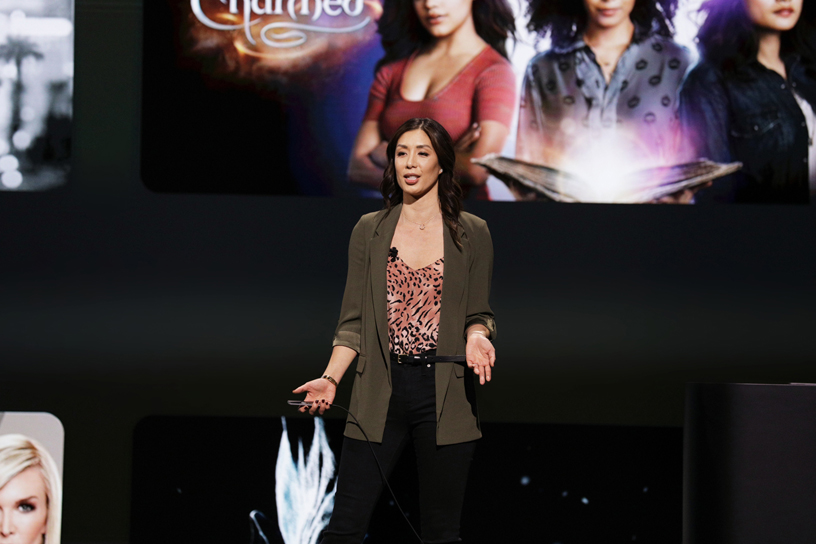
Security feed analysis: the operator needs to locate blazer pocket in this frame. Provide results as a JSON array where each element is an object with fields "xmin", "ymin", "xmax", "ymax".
[
  {"xmin": 730, "ymin": 109, "xmax": 780, "ymax": 138},
  {"xmin": 454, "ymin": 362, "xmax": 465, "ymax": 378},
  {"xmin": 355, "ymin": 355, "xmax": 367, "ymax": 375}
]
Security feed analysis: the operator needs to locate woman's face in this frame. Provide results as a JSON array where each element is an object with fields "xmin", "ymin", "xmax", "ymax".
[
  {"xmin": 0, "ymin": 468, "xmax": 47, "ymax": 544},
  {"xmin": 394, "ymin": 129, "xmax": 442, "ymax": 201},
  {"xmin": 413, "ymin": 0, "xmax": 475, "ymax": 39},
  {"xmin": 744, "ymin": 0, "xmax": 802, "ymax": 32},
  {"xmin": 583, "ymin": 0, "xmax": 636, "ymax": 30}
]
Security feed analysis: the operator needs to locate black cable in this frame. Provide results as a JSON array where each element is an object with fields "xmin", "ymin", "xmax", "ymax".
[{"xmin": 295, "ymin": 401, "xmax": 425, "ymax": 544}]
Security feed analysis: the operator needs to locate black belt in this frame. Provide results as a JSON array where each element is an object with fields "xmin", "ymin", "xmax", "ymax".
[{"xmin": 390, "ymin": 351, "xmax": 466, "ymax": 365}]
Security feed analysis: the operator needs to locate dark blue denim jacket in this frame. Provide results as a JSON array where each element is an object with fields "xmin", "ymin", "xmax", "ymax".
[{"xmin": 679, "ymin": 55, "xmax": 816, "ymax": 204}]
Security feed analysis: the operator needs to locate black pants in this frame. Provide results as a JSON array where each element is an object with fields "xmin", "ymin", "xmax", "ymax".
[{"xmin": 320, "ymin": 362, "xmax": 477, "ymax": 544}]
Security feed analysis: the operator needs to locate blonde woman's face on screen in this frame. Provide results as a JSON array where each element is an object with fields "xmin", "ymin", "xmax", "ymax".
[
  {"xmin": 583, "ymin": 0, "xmax": 636, "ymax": 30},
  {"xmin": 0, "ymin": 468, "xmax": 47, "ymax": 544},
  {"xmin": 745, "ymin": 0, "xmax": 802, "ymax": 32},
  {"xmin": 413, "ymin": 0, "xmax": 475, "ymax": 39}
]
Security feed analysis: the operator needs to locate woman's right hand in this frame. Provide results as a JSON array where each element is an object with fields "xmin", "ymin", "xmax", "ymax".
[
  {"xmin": 293, "ymin": 378, "xmax": 337, "ymax": 416},
  {"xmin": 654, "ymin": 182, "xmax": 712, "ymax": 204}
]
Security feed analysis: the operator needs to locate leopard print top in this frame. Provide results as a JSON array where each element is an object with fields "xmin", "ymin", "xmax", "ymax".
[{"xmin": 387, "ymin": 247, "xmax": 444, "ymax": 355}]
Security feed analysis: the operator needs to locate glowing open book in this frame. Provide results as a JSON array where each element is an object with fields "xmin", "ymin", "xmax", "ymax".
[{"xmin": 473, "ymin": 154, "xmax": 742, "ymax": 203}]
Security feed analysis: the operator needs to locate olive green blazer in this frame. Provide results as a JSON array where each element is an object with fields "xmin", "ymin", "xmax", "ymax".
[{"xmin": 332, "ymin": 204, "xmax": 496, "ymax": 445}]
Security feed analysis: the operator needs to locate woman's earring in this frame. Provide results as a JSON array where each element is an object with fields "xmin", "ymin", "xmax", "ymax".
[{"xmin": 439, "ymin": 169, "xmax": 443, "ymax": 174}]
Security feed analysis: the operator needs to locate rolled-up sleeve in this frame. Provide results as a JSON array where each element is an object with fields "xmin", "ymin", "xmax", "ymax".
[
  {"xmin": 464, "ymin": 220, "xmax": 496, "ymax": 340},
  {"xmin": 332, "ymin": 218, "xmax": 367, "ymax": 352}
]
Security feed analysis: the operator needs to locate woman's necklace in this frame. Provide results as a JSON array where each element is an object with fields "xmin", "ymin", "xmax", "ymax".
[
  {"xmin": 584, "ymin": 26, "xmax": 632, "ymax": 81},
  {"xmin": 401, "ymin": 212, "xmax": 440, "ymax": 230},
  {"xmin": 585, "ymin": 39, "xmax": 628, "ymax": 80},
  {"xmin": 587, "ymin": 44, "xmax": 626, "ymax": 67}
]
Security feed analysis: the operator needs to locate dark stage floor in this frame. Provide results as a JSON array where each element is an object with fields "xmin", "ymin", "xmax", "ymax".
[{"xmin": 132, "ymin": 417, "xmax": 682, "ymax": 544}]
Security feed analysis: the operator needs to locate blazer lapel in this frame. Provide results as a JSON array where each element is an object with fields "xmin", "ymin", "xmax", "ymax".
[
  {"xmin": 435, "ymin": 221, "xmax": 467, "ymax": 421},
  {"xmin": 437, "ymin": 222, "xmax": 467, "ymax": 356},
  {"xmin": 370, "ymin": 204, "xmax": 401, "ymax": 367}
]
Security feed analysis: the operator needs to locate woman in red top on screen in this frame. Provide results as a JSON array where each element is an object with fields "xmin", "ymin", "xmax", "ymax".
[{"xmin": 348, "ymin": 0, "xmax": 517, "ymax": 199}]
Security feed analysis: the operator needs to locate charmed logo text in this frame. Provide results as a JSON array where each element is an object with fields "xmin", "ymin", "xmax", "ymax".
[{"xmin": 191, "ymin": 0, "xmax": 373, "ymax": 48}]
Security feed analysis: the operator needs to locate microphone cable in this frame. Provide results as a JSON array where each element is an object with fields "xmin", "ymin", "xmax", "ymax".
[{"xmin": 290, "ymin": 401, "xmax": 425, "ymax": 544}]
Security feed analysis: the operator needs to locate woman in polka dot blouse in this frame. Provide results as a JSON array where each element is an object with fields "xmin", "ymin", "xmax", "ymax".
[{"xmin": 515, "ymin": 0, "xmax": 691, "ymax": 200}]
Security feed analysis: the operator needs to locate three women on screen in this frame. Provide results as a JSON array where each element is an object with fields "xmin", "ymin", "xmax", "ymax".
[
  {"xmin": 297, "ymin": 117, "xmax": 496, "ymax": 543},
  {"xmin": 680, "ymin": 0, "xmax": 816, "ymax": 203},
  {"xmin": 347, "ymin": 0, "xmax": 517, "ymax": 199},
  {"xmin": 349, "ymin": 0, "xmax": 816, "ymax": 204},
  {"xmin": 0, "ymin": 434, "xmax": 61, "ymax": 544}
]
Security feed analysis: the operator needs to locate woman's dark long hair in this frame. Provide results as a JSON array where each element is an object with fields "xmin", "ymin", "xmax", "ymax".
[
  {"xmin": 696, "ymin": 0, "xmax": 816, "ymax": 72},
  {"xmin": 381, "ymin": 118, "xmax": 464, "ymax": 248},
  {"xmin": 375, "ymin": 0, "xmax": 516, "ymax": 70},
  {"xmin": 527, "ymin": 0, "xmax": 679, "ymax": 49}
]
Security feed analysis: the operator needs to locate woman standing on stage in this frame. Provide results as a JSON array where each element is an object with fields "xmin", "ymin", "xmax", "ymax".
[
  {"xmin": 295, "ymin": 117, "xmax": 496, "ymax": 543},
  {"xmin": 679, "ymin": 0, "xmax": 816, "ymax": 203},
  {"xmin": 347, "ymin": 0, "xmax": 517, "ymax": 199},
  {"xmin": 516, "ymin": 0, "xmax": 690, "ymax": 199}
]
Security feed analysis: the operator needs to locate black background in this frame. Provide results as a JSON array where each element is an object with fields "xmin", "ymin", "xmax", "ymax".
[{"xmin": 0, "ymin": 0, "xmax": 815, "ymax": 542}]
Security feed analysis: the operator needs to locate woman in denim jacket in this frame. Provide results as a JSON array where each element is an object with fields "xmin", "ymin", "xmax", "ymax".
[{"xmin": 679, "ymin": 0, "xmax": 816, "ymax": 204}]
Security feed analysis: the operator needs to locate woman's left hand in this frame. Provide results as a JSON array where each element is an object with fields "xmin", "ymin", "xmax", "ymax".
[
  {"xmin": 466, "ymin": 332, "xmax": 495, "ymax": 385},
  {"xmin": 455, "ymin": 123, "xmax": 482, "ymax": 153},
  {"xmin": 369, "ymin": 140, "xmax": 389, "ymax": 168},
  {"xmin": 454, "ymin": 120, "xmax": 508, "ymax": 187}
]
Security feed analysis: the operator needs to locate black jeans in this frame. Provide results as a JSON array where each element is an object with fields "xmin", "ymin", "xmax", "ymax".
[{"xmin": 320, "ymin": 361, "xmax": 477, "ymax": 544}]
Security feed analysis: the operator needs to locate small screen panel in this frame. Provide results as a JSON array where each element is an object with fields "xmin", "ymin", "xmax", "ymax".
[
  {"xmin": 0, "ymin": 0, "xmax": 73, "ymax": 192},
  {"xmin": 0, "ymin": 412, "xmax": 64, "ymax": 544}
]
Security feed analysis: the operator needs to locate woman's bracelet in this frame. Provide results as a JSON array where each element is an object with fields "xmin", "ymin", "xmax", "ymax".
[
  {"xmin": 322, "ymin": 375, "xmax": 338, "ymax": 387},
  {"xmin": 468, "ymin": 330, "xmax": 489, "ymax": 339}
]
